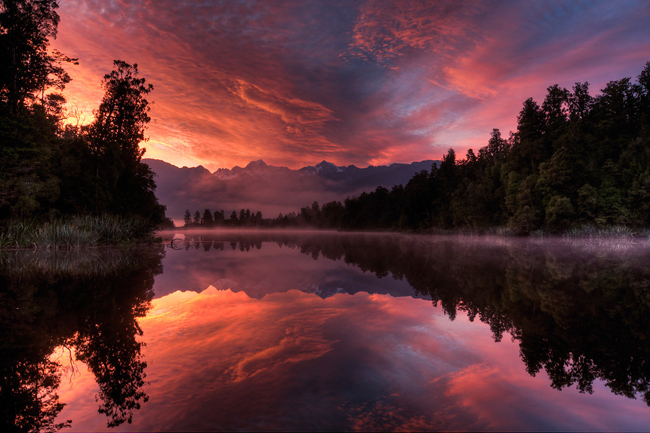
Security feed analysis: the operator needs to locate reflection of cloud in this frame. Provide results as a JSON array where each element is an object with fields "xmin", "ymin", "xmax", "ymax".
[
  {"xmin": 56, "ymin": 284, "xmax": 650, "ymax": 431},
  {"xmin": 227, "ymin": 324, "xmax": 335, "ymax": 382}
]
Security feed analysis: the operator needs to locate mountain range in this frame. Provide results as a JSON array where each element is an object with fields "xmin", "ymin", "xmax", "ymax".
[{"xmin": 143, "ymin": 158, "xmax": 438, "ymax": 221}]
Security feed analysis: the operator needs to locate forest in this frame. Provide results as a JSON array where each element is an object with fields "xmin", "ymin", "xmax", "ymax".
[
  {"xmin": 184, "ymin": 61, "xmax": 650, "ymax": 235},
  {"xmin": 0, "ymin": 0, "xmax": 169, "ymax": 247}
]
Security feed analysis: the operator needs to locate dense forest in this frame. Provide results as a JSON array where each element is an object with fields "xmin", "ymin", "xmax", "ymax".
[
  {"xmin": 184, "ymin": 61, "xmax": 650, "ymax": 235},
  {"xmin": 0, "ymin": 0, "xmax": 168, "ymax": 246},
  {"xmin": 343, "ymin": 62, "xmax": 650, "ymax": 234},
  {"xmin": 342, "ymin": 63, "xmax": 650, "ymax": 234}
]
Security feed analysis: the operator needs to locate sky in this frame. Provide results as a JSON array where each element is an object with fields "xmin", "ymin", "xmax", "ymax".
[{"xmin": 53, "ymin": 0, "xmax": 650, "ymax": 171}]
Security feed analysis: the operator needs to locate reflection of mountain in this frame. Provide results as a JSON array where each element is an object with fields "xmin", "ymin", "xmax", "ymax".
[
  {"xmin": 144, "ymin": 158, "xmax": 437, "ymax": 220},
  {"xmin": 0, "ymin": 247, "xmax": 164, "ymax": 431},
  {"xmin": 160, "ymin": 232, "xmax": 650, "ymax": 407},
  {"xmin": 156, "ymin": 233, "xmax": 422, "ymax": 300}
]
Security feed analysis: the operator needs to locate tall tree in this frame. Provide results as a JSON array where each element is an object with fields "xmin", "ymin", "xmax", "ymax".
[
  {"xmin": 0, "ymin": 0, "xmax": 75, "ymax": 113},
  {"xmin": 86, "ymin": 60, "xmax": 164, "ymax": 223},
  {"xmin": 0, "ymin": 0, "xmax": 76, "ymax": 220}
]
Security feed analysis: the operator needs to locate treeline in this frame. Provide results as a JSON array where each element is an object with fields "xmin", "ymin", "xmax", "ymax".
[
  {"xmin": 0, "ymin": 1, "xmax": 169, "ymax": 241},
  {"xmin": 182, "ymin": 200, "xmax": 345, "ymax": 229},
  {"xmin": 193, "ymin": 62, "xmax": 650, "ymax": 234},
  {"xmin": 184, "ymin": 62, "xmax": 650, "ymax": 235},
  {"xmin": 342, "ymin": 62, "xmax": 650, "ymax": 234}
]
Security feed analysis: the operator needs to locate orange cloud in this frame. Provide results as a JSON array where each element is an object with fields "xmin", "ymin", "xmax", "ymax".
[{"xmin": 50, "ymin": 0, "xmax": 650, "ymax": 172}]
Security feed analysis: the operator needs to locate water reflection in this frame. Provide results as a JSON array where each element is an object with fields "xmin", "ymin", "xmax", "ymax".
[
  {"xmin": 0, "ymin": 247, "xmax": 164, "ymax": 432},
  {"xmin": 3, "ymin": 232, "xmax": 650, "ymax": 431},
  {"xmin": 158, "ymin": 232, "xmax": 650, "ymax": 408}
]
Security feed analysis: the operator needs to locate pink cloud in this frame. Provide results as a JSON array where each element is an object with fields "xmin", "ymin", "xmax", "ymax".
[{"xmin": 51, "ymin": 0, "xmax": 650, "ymax": 171}]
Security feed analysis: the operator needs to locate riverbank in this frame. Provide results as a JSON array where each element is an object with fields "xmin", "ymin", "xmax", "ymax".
[
  {"xmin": 161, "ymin": 223, "xmax": 650, "ymax": 241},
  {"xmin": 0, "ymin": 215, "xmax": 159, "ymax": 249},
  {"xmin": 419, "ymin": 224, "xmax": 650, "ymax": 239}
]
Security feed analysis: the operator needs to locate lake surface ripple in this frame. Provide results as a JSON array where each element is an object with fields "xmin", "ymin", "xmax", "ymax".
[{"xmin": 2, "ymin": 232, "xmax": 650, "ymax": 431}]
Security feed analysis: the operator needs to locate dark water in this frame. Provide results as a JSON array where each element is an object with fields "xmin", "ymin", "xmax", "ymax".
[{"xmin": 2, "ymin": 231, "xmax": 650, "ymax": 431}]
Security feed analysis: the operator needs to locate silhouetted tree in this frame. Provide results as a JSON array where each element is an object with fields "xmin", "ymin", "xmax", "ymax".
[
  {"xmin": 201, "ymin": 209, "xmax": 213, "ymax": 227},
  {"xmin": 0, "ymin": 0, "xmax": 76, "ymax": 114},
  {"xmin": 213, "ymin": 210, "xmax": 225, "ymax": 226},
  {"xmin": 85, "ymin": 60, "xmax": 164, "ymax": 223}
]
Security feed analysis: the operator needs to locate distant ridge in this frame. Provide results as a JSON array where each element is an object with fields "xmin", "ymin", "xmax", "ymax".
[{"xmin": 143, "ymin": 158, "xmax": 438, "ymax": 220}]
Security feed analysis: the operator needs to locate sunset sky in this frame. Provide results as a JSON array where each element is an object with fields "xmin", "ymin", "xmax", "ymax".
[{"xmin": 53, "ymin": 0, "xmax": 650, "ymax": 171}]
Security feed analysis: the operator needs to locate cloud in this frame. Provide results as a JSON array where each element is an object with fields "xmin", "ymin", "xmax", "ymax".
[
  {"xmin": 347, "ymin": 0, "xmax": 485, "ymax": 64},
  {"xmin": 52, "ymin": 0, "xmax": 650, "ymax": 171}
]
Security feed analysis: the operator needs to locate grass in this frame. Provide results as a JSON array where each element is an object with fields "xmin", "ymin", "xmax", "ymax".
[
  {"xmin": 0, "ymin": 215, "xmax": 156, "ymax": 249},
  {"xmin": 562, "ymin": 224, "xmax": 645, "ymax": 240}
]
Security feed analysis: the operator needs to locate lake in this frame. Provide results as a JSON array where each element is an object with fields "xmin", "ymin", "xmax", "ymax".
[{"xmin": 2, "ymin": 231, "xmax": 650, "ymax": 431}]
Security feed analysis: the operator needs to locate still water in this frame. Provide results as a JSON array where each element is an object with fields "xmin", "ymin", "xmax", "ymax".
[{"xmin": 2, "ymin": 231, "xmax": 650, "ymax": 431}]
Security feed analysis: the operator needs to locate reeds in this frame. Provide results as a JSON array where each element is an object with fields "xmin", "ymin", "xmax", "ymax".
[
  {"xmin": 562, "ymin": 224, "xmax": 643, "ymax": 239},
  {"xmin": 0, "ymin": 215, "xmax": 156, "ymax": 249}
]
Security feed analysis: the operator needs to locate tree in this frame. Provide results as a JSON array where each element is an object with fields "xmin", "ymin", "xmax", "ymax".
[
  {"xmin": 542, "ymin": 84, "xmax": 569, "ymax": 131},
  {"xmin": 201, "ymin": 208, "xmax": 213, "ymax": 226},
  {"xmin": 0, "ymin": 0, "xmax": 76, "ymax": 114},
  {"xmin": 193, "ymin": 210, "xmax": 200, "ymax": 225},
  {"xmin": 568, "ymin": 82, "xmax": 592, "ymax": 121},
  {"xmin": 183, "ymin": 210, "xmax": 191, "ymax": 226},
  {"xmin": 86, "ymin": 60, "xmax": 163, "ymax": 223},
  {"xmin": 0, "ymin": 0, "xmax": 76, "ymax": 220},
  {"xmin": 515, "ymin": 98, "xmax": 547, "ymax": 172},
  {"xmin": 88, "ymin": 60, "xmax": 153, "ymax": 157},
  {"xmin": 213, "ymin": 209, "xmax": 224, "ymax": 226}
]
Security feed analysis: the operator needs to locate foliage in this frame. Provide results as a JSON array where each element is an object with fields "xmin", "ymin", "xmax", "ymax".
[
  {"xmin": 0, "ymin": 215, "xmax": 157, "ymax": 249},
  {"xmin": 0, "ymin": 0, "xmax": 76, "ymax": 113},
  {"xmin": 0, "ymin": 2, "xmax": 167, "ymax": 238},
  {"xmin": 335, "ymin": 62, "xmax": 650, "ymax": 234}
]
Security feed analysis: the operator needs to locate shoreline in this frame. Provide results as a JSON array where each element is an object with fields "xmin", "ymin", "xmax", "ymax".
[{"xmin": 3, "ymin": 223, "xmax": 648, "ymax": 251}]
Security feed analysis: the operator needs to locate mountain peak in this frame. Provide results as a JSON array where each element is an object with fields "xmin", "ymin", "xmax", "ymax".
[
  {"xmin": 246, "ymin": 159, "xmax": 268, "ymax": 169},
  {"xmin": 312, "ymin": 160, "xmax": 345, "ymax": 174}
]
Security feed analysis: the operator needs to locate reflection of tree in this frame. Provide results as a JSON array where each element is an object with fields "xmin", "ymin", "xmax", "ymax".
[
  {"xmin": 0, "ymin": 359, "xmax": 70, "ymax": 433},
  {"xmin": 0, "ymin": 247, "xmax": 163, "ymax": 431},
  {"xmin": 180, "ymin": 232, "xmax": 650, "ymax": 406},
  {"xmin": 341, "ymin": 236, "xmax": 650, "ymax": 406}
]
